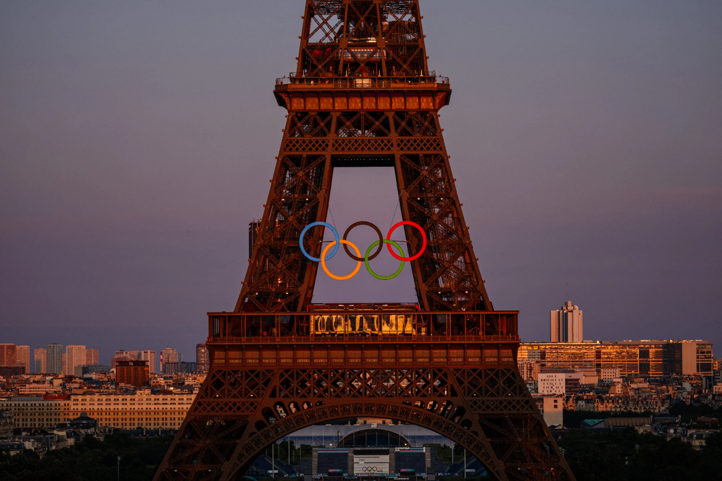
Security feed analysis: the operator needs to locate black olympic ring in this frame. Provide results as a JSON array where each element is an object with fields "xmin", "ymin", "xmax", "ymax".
[{"xmin": 343, "ymin": 221, "xmax": 384, "ymax": 262}]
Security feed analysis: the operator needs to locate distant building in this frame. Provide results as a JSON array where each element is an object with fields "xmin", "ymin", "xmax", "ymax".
[
  {"xmin": 46, "ymin": 344, "xmax": 62, "ymax": 375},
  {"xmin": 538, "ymin": 369, "xmax": 580, "ymax": 396},
  {"xmin": 113, "ymin": 350, "xmax": 142, "ymax": 368},
  {"xmin": 16, "ymin": 346, "xmax": 30, "ymax": 374},
  {"xmin": 532, "ymin": 394, "xmax": 564, "ymax": 426},
  {"xmin": 117, "ymin": 350, "xmax": 141, "ymax": 359},
  {"xmin": 196, "ymin": 344, "xmax": 209, "ymax": 373},
  {"xmin": 65, "ymin": 391, "xmax": 196, "ymax": 430},
  {"xmin": 112, "ymin": 350, "xmax": 144, "ymax": 369},
  {"xmin": 0, "ymin": 343, "xmax": 28, "ymax": 374},
  {"xmin": 161, "ymin": 348, "xmax": 180, "ymax": 364},
  {"xmin": 0, "ymin": 395, "xmax": 67, "ymax": 429},
  {"xmin": 664, "ymin": 341, "xmax": 714, "ymax": 376},
  {"xmin": 116, "ymin": 360, "xmax": 150, "ymax": 387},
  {"xmin": 111, "ymin": 355, "xmax": 131, "ymax": 369},
  {"xmin": 161, "ymin": 348, "xmax": 182, "ymax": 373},
  {"xmin": 68, "ymin": 412, "xmax": 97, "ymax": 430},
  {"xmin": 518, "ymin": 340, "xmax": 713, "ymax": 378},
  {"xmin": 62, "ymin": 353, "xmax": 67, "ymax": 376},
  {"xmin": 312, "ymin": 428, "xmax": 436, "ymax": 477},
  {"xmin": 0, "ymin": 366, "xmax": 24, "ymax": 378},
  {"xmin": 0, "ymin": 411, "xmax": 14, "ymax": 439},
  {"xmin": 538, "ymin": 371, "xmax": 565, "ymax": 395},
  {"xmin": 0, "ymin": 393, "xmax": 197, "ymax": 431},
  {"xmin": 77, "ymin": 365, "xmax": 111, "ymax": 376},
  {"xmin": 18, "ymin": 384, "xmax": 62, "ymax": 396},
  {"xmin": 550, "ymin": 301, "xmax": 583, "ymax": 343},
  {"xmin": 142, "ymin": 350, "xmax": 157, "ymax": 374},
  {"xmin": 600, "ymin": 367, "xmax": 621, "ymax": 382},
  {"xmin": 66, "ymin": 345, "xmax": 86, "ymax": 377},
  {"xmin": 85, "ymin": 348, "xmax": 100, "ymax": 366},
  {"xmin": 0, "ymin": 344, "xmax": 17, "ymax": 367},
  {"xmin": 518, "ymin": 359, "xmax": 540, "ymax": 382},
  {"xmin": 34, "ymin": 348, "xmax": 47, "ymax": 374},
  {"xmin": 164, "ymin": 362, "xmax": 196, "ymax": 375}
]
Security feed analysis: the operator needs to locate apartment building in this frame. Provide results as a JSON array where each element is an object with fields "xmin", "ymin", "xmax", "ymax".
[
  {"xmin": 518, "ymin": 340, "xmax": 714, "ymax": 378},
  {"xmin": 0, "ymin": 396, "xmax": 68, "ymax": 429},
  {"xmin": 66, "ymin": 390, "xmax": 196, "ymax": 429},
  {"xmin": 0, "ymin": 391, "xmax": 196, "ymax": 430},
  {"xmin": 532, "ymin": 394, "xmax": 563, "ymax": 426}
]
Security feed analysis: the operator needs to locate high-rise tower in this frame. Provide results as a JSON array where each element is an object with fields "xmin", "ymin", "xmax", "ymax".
[
  {"xmin": 34, "ymin": 348, "xmax": 47, "ymax": 374},
  {"xmin": 196, "ymin": 344, "xmax": 209, "ymax": 374},
  {"xmin": 0, "ymin": 344, "xmax": 17, "ymax": 367},
  {"xmin": 66, "ymin": 345, "xmax": 87, "ymax": 377},
  {"xmin": 156, "ymin": 2, "xmax": 574, "ymax": 480},
  {"xmin": 551, "ymin": 301, "xmax": 583, "ymax": 343},
  {"xmin": 16, "ymin": 345, "xmax": 30, "ymax": 374},
  {"xmin": 46, "ymin": 343, "xmax": 62, "ymax": 375},
  {"xmin": 142, "ymin": 350, "xmax": 157, "ymax": 374}
]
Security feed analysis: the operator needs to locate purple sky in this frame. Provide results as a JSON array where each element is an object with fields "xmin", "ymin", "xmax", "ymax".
[{"xmin": 1, "ymin": 1, "xmax": 721, "ymax": 366}]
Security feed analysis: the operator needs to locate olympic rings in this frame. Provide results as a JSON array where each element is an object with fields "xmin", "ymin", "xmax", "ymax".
[
  {"xmin": 299, "ymin": 222, "xmax": 340, "ymax": 262},
  {"xmin": 386, "ymin": 221, "xmax": 427, "ymax": 261},
  {"xmin": 343, "ymin": 221, "xmax": 384, "ymax": 261},
  {"xmin": 365, "ymin": 240, "xmax": 405, "ymax": 280},
  {"xmin": 321, "ymin": 240, "xmax": 362, "ymax": 281},
  {"xmin": 299, "ymin": 220, "xmax": 427, "ymax": 280}
]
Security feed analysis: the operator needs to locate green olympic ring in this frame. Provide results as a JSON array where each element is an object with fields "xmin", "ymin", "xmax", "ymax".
[
  {"xmin": 365, "ymin": 239, "xmax": 405, "ymax": 280},
  {"xmin": 300, "ymin": 221, "xmax": 425, "ymax": 280}
]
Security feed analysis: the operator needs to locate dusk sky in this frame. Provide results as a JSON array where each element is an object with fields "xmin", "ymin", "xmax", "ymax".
[{"xmin": 1, "ymin": 1, "xmax": 721, "ymax": 366}]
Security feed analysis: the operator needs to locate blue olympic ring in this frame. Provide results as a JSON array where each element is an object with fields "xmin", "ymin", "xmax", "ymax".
[{"xmin": 299, "ymin": 222, "xmax": 340, "ymax": 262}]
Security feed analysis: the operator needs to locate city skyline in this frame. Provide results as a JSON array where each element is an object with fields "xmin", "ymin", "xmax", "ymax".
[
  {"xmin": 0, "ymin": 293, "xmax": 713, "ymax": 368},
  {"xmin": 0, "ymin": 342, "xmax": 202, "ymax": 373},
  {"xmin": 1, "ymin": 1, "xmax": 720, "ymax": 360}
]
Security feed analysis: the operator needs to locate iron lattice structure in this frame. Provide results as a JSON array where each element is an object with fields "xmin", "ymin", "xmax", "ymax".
[{"xmin": 156, "ymin": 2, "xmax": 575, "ymax": 480}]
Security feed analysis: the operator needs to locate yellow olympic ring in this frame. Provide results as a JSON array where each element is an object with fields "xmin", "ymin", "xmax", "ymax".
[{"xmin": 321, "ymin": 240, "xmax": 362, "ymax": 281}]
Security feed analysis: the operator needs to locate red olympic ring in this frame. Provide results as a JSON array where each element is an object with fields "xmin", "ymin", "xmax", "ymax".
[{"xmin": 386, "ymin": 221, "xmax": 427, "ymax": 261}]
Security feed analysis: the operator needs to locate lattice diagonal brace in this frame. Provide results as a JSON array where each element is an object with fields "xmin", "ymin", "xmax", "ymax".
[{"xmin": 155, "ymin": 1, "xmax": 576, "ymax": 480}]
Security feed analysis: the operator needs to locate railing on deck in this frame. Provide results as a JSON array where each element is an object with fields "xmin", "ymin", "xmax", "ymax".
[
  {"xmin": 275, "ymin": 75, "xmax": 450, "ymax": 88},
  {"xmin": 207, "ymin": 310, "xmax": 519, "ymax": 344}
]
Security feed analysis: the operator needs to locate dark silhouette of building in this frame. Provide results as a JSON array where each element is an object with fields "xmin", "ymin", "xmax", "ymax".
[
  {"xmin": 77, "ymin": 365, "xmax": 111, "ymax": 376},
  {"xmin": 68, "ymin": 412, "xmax": 97, "ymax": 430},
  {"xmin": 0, "ymin": 366, "xmax": 24, "ymax": 378},
  {"xmin": 163, "ymin": 362, "xmax": 196, "ymax": 375},
  {"xmin": 0, "ymin": 411, "xmax": 13, "ymax": 439}
]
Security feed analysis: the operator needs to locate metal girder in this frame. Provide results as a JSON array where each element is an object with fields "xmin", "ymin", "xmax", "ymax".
[
  {"xmin": 155, "ymin": 365, "xmax": 573, "ymax": 481},
  {"xmin": 233, "ymin": 110, "xmax": 492, "ymax": 313},
  {"xmin": 156, "ymin": 2, "xmax": 576, "ymax": 480}
]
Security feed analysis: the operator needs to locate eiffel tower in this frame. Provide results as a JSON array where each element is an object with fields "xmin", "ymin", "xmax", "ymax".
[{"xmin": 155, "ymin": 2, "xmax": 575, "ymax": 480}]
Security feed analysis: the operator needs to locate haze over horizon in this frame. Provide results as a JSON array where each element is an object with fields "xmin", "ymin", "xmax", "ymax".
[{"xmin": 1, "ymin": 1, "xmax": 721, "ymax": 365}]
